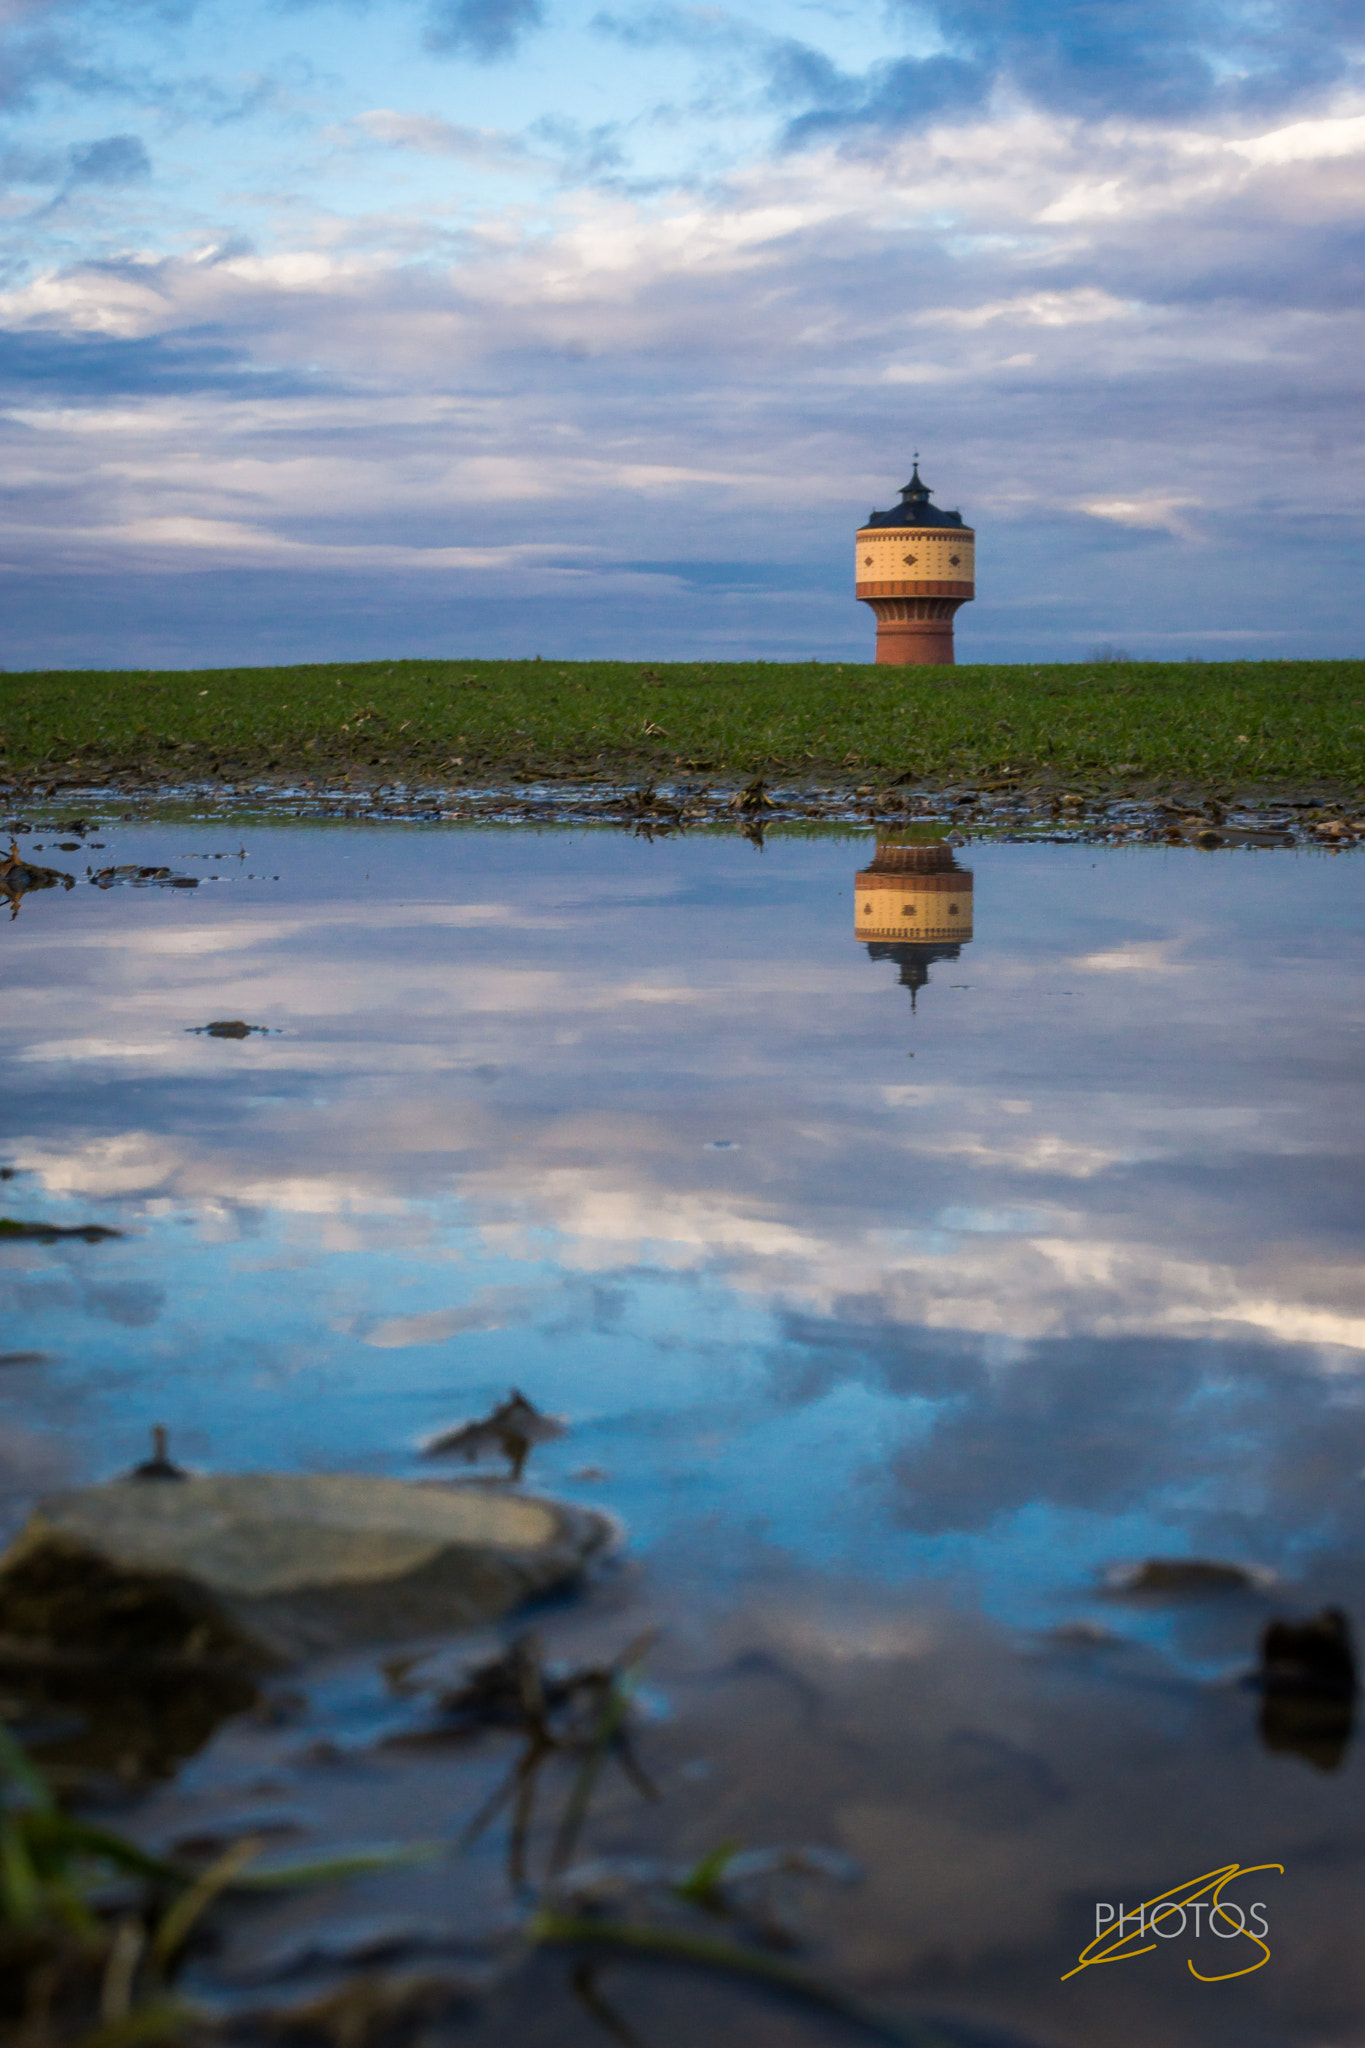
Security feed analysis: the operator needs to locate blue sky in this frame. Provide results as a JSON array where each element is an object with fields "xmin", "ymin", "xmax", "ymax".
[{"xmin": 1, "ymin": 0, "xmax": 1363, "ymax": 666}]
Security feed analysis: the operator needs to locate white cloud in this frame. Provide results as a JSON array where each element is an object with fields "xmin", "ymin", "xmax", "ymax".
[
  {"xmin": 881, "ymin": 361, "xmax": 960, "ymax": 384},
  {"xmin": 19, "ymin": 1038, "xmax": 171, "ymax": 1062},
  {"xmin": 1080, "ymin": 497, "xmax": 1201, "ymax": 539},
  {"xmin": 352, "ymin": 110, "xmax": 532, "ymax": 168},
  {"xmin": 1231, "ymin": 109, "xmax": 1365, "ymax": 167},
  {"xmin": 358, "ymin": 1285, "xmax": 541, "ymax": 1347},
  {"xmin": 918, "ymin": 288, "xmax": 1134, "ymax": 329},
  {"xmin": 1073, "ymin": 941, "xmax": 1190, "ymax": 974}
]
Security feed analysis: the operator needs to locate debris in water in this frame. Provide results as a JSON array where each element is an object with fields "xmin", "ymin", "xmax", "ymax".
[
  {"xmin": 0, "ymin": 840, "xmax": 75, "ymax": 915},
  {"xmin": 1105, "ymin": 1557, "xmax": 1271, "ymax": 1596},
  {"xmin": 0, "ymin": 1351, "xmax": 49, "ymax": 1368},
  {"xmin": 423, "ymin": 1389, "xmax": 567, "ymax": 1482},
  {"xmin": 1254, "ymin": 1606, "xmax": 1357, "ymax": 1772},
  {"xmin": 730, "ymin": 776, "xmax": 775, "ymax": 813},
  {"xmin": 127, "ymin": 1425, "xmax": 188, "ymax": 1482},
  {"xmin": 436, "ymin": 1629, "xmax": 658, "ymax": 1886},
  {"xmin": 0, "ymin": 1217, "xmax": 122, "ymax": 1242},
  {"xmin": 1260, "ymin": 1606, "xmax": 1357, "ymax": 1692},
  {"xmin": 89, "ymin": 863, "xmax": 198, "ymax": 889}
]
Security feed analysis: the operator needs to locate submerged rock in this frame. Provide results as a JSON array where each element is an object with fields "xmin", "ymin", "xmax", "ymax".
[
  {"xmin": 1260, "ymin": 1606, "xmax": 1357, "ymax": 1694},
  {"xmin": 1255, "ymin": 1606, "xmax": 1357, "ymax": 1772},
  {"xmin": 1106, "ymin": 1557, "xmax": 1271, "ymax": 1596},
  {"xmin": 0, "ymin": 1472, "xmax": 613, "ymax": 1668}
]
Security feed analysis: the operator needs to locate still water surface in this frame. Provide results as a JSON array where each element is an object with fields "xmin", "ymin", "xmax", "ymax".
[{"xmin": 2, "ymin": 821, "xmax": 1363, "ymax": 2047}]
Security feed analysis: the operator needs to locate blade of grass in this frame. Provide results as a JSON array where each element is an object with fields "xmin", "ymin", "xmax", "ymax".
[
  {"xmin": 100, "ymin": 1917, "xmax": 147, "ymax": 2023},
  {"xmin": 548, "ymin": 1682, "xmax": 631, "ymax": 1881},
  {"xmin": 530, "ymin": 1913, "xmax": 972, "ymax": 2048},
  {"xmin": 1, "ymin": 1813, "xmax": 41, "ymax": 1924},
  {"xmin": 226, "ymin": 1842, "xmax": 443, "ymax": 1889},
  {"xmin": 508, "ymin": 1749, "xmax": 545, "ymax": 1892},
  {"xmin": 674, "ymin": 1841, "xmax": 742, "ymax": 1910},
  {"xmin": 570, "ymin": 1957, "xmax": 650, "ymax": 2048},
  {"xmin": 150, "ymin": 1834, "xmax": 262, "ymax": 1972},
  {"xmin": 459, "ymin": 1761, "xmax": 527, "ymax": 1854},
  {"xmin": 548, "ymin": 1635, "xmax": 657, "ymax": 1881}
]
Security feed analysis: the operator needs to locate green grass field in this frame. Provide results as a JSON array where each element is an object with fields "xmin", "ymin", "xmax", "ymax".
[{"xmin": 2, "ymin": 658, "xmax": 1362, "ymax": 791}]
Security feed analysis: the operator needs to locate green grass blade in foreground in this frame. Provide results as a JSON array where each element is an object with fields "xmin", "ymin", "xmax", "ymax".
[
  {"xmin": 149, "ymin": 1836, "xmax": 263, "ymax": 1971},
  {"xmin": 225, "ymin": 1840, "xmax": 445, "ymax": 1887},
  {"xmin": 530, "ymin": 1912, "xmax": 976, "ymax": 2048}
]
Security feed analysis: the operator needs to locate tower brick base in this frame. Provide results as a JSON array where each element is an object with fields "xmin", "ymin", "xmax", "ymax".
[{"xmin": 863, "ymin": 597, "xmax": 964, "ymax": 666}]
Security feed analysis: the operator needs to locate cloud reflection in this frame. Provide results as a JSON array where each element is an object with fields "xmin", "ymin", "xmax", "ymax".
[{"xmin": 2, "ymin": 825, "xmax": 1364, "ymax": 1614}]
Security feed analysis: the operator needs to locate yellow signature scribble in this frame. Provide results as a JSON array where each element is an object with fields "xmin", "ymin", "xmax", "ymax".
[{"xmin": 1062, "ymin": 1863, "xmax": 1285, "ymax": 1983}]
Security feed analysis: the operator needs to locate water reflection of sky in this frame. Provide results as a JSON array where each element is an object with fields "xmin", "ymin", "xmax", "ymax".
[{"xmin": 3, "ymin": 824, "xmax": 1365, "ymax": 1661}]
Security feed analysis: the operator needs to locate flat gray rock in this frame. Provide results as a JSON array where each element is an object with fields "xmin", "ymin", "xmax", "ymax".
[{"xmin": 0, "ymin": 1473, "xmax": 614, "ymax": 1666}]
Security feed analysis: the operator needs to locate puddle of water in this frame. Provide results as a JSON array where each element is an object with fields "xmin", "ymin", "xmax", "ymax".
[{"xmin": 2, "ymin": 820, "xmax": 1363, "ymax": 2046}]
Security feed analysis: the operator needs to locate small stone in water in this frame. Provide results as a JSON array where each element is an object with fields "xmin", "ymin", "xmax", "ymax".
[
  {"xmin": 1259, "ymin": 1607, "xmax": 1357, "ymax": 1696},
  {"xmin": 1256, "ymin": 1607, "xmax": 1358, "ymax": 1772},
  {"xmin": 1108, "ymin": 1557, "xmax": 1269, "ymax": 1595}
]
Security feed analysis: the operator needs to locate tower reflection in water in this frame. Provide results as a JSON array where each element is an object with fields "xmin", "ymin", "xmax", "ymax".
[{"xmin": 854, "ymin": 833, "xmax": 973, "ymax": 1009}]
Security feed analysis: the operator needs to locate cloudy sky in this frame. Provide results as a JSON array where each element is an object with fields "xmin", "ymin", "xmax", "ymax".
[{"xmin": 1, "ymin": 0, "xmax": 1363, "ymax": 667}]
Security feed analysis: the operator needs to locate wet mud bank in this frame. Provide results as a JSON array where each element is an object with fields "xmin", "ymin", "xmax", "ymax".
[{"xmin": 4, "ymin": 769, "xmax": 1365, "ymax": 850}]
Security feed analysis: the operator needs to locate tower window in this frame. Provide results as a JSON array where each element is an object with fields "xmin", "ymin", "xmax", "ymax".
[
  {"xmin": 948, "ymin": 903, "xmax": 959, "ymax": 915},
  {"xmin": 863, "ymin": 902, "xmax": 872, "ymax": 914},
  {"xmin": 901, "ymin": 903, "xmax": 916, "ymax": 915}
]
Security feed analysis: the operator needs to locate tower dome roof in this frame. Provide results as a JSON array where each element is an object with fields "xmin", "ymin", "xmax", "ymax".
[{"xmin": 865, "ymin": 458, "xmax": 966, "ymax": 530}]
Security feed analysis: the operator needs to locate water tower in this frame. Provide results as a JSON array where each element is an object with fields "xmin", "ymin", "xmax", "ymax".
[
  {"xmin": 855, "ymin": 459, "xmax": 974, "ymax": 664},
  {"xmin": 855, "ymin": 837, "xmax": 973, "ymax": 1008}
]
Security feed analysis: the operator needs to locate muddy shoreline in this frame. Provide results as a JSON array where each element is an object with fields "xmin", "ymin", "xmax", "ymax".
[{"xmin": 4, "ymin": 770, "xmax": 1362, "ymax": 848}]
